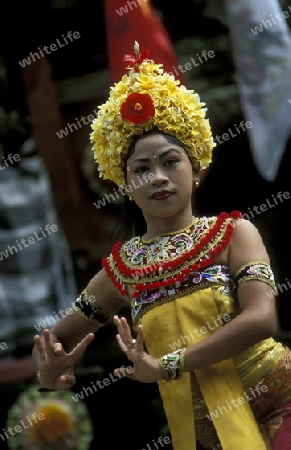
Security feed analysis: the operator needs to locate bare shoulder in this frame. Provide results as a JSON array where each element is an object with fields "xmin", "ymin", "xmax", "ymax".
[{"xmin": 228, "ymin": 218, "xmax": 270, "ymax": 274}]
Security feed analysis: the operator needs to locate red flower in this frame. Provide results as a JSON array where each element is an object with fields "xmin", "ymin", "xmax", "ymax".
[
  {"xmin": 123, "ymin": 49, "xmax": 151, "ymax": 68},
  {"xmin": 121, "ymin": 92, "xmax": 155, "ymax": 125}
]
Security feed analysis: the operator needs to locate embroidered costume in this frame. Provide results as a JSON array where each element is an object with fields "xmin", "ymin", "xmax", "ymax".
[
  {"xmin": 86, "ymin": 42, "xmax": 291, "ymax": 449},
  {"xmin": 102, "ymin": 213, "xmax": 291, "ymax": 450}
]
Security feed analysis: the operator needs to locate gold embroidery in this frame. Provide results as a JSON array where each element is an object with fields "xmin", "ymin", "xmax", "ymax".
[
  {"xmin": 133, "ymin": 279, "xmax": 227, "ymax": 328},
  {"xmin": 109, "ymin": 216, "xmax": 233, "ymax": 284},
  {"xmin": 233, "ymin": 261, "xmax": 275, "ymax": 289},
  {"xmin": 72, "ymin": 289, "xmax": 110, "ymax": 326},
  {"xmin": 140, "ymin": 216, "xmax": 198, "ymax": 243}
]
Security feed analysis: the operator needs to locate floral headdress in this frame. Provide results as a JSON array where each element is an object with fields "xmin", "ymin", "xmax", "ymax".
[{"xmin": 90, "ymin": 41, "xmax": 216, "ymax": 187}]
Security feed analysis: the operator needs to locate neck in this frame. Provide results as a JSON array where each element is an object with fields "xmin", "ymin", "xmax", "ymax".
[{"xmin": 143, "ymin": 209, "xmax": 194, "ymax": 240}]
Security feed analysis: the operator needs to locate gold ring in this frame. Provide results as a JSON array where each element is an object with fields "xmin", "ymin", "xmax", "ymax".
[{"xmin": 126, "ymin": 339, "xmax": 136, "ymax": 348}]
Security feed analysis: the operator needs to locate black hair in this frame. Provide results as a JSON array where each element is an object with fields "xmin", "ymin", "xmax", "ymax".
[{"xmin": 112, "ymin": 128, "xmax": 197, "ymax": 242}]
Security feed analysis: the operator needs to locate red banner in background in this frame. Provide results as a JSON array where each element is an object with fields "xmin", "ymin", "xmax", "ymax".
[{"xmin": 104, "ymin": 0, "xmax": 187, "ymax": 86}]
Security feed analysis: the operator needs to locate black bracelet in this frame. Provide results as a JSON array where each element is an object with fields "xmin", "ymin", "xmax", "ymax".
[{"xmin": 72, "ymin": 289, "xmax": 110, "ymax": 325}]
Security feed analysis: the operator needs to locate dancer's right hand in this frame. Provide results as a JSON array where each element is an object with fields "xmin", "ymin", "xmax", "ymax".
[{"xmin": 33, "ymin": 329, "xmax": 94, "ymax": 390}]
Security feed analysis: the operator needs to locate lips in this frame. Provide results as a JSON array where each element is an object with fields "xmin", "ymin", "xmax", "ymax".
[{"xmin": 151, "ymin": 190, "xmax": 173, "ymax": 200}]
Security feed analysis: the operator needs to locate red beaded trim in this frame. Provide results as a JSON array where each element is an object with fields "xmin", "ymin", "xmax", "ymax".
[
  {"xmin": 102, "ymin": 257, "xmax": 128, "ymax": 296},
  {"xmin": 102, "ymin": 211, "xmax": 241, "ymax": 298}
]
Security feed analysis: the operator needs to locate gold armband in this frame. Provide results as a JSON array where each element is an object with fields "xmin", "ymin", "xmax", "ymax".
[
  {"xmin": 158, "ymin": 347, "xmax": 186, "ymax": 381},
  {"xmin": 72, "ymin": 289, "xmax": 110, "ymax": 325},
  {"xmin": 233, "ymin": 261, "xmax": 275, "ymax": 289}
]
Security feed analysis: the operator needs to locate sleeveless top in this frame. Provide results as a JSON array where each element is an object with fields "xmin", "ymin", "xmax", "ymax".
[{"xmin": 102, "ymin": 212, "xmax": 290, "ymax": 450}]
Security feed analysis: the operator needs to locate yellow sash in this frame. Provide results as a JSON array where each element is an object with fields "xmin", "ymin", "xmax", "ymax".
[{"xmin": 141, "ymin": 288, "xmax": 266, "ymax": 449}]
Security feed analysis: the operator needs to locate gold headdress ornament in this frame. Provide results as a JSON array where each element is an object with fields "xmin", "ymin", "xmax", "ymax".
[{"xmin": 90, "ymin": 41, "xmax": 216, "ymax": 187}]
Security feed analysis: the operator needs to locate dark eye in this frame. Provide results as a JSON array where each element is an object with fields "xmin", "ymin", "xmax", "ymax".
[
  {"xmin": 164, "ymin": 158, "xmax": 179, "ymax": 167},
  {"xmin": 133, "ymin": 165, "xmax": 150, "ymax": 173}
]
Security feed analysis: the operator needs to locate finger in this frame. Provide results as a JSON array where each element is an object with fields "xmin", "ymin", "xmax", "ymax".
[
  {"xmin": 116, "ymin": 334, "xmax": 128, "ymax": 354},
  {"xmin": 136, "ymin": 325, "xmax": 144, "ymax": 352},
  {"xmin": 114, "ymin": 316, "xmax": 136, "ymax": 353},
  {"xmin": 33, "ymin": 335, "xmax": 47, "ymax": 361},
  {"xmin": 113, "ymin": 315, "xmax": 120, "ymax": 327},
  {"xmin": 126, "ymin": 339, "xmax": 136, "ymax": 351},
  {"xmin": 113, "ymin": 315, "xmax": 127, "ymax": 342},
  {"xmin": 53, "ymin": 343, "xmax": 65, "ymax": 356},
  {"xmin": 42, "ymin": 329, "xmax": 56, "ymax": 357},
  {"xmin": 52, "ymin": 375, "xmax": 76, "ymax": 390},
  {"xmin": 120, "ymin": 317, "xmax": 134, "ymax": 344},
  {"xmin": 59, "ymin": 373, "xmax": 76, "ymax": 386},
  {"xmin": 70, "ymin": 333, "xmax": 95, "ymax": 361}
]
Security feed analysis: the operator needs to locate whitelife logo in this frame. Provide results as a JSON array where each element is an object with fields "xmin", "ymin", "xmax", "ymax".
[
  {"xmin": 140, "ymin": 435, "xmax": 171, "ymax": 450},
  {"xmin": 206, "ymin": 384, "xmax": 268, "ymax": 421},
  {"xmin": 34, "ymin": 308, "xmax": 74, "ymax": 332},
  {"xmin": 116, "ymin": 0, "xmax": 150, "ymax": 16},
  {"xmin": 0, "ymin": 153, "xmax": 21, "ymax": 170},
  {"xmin": 18, "ymin": 31, "xmax": 81, "ymax": 68},
  {"xmin": 71, "ymin": 366, "xmax": 133, "ymax": 402},
  {"xmin": 0, "ymin": 224, "xmax": 58, "ymax": 261},
  {"xmin": 0, "ymin": 413, "xmax": 45, "ymax": 443},
  {"xmin": 93, "ymin": 173, "xmax": 155, "ymax": 209},
  {"xmin": 55, "ymin": 109, "xmax": 98, "ymax": 139},
  {"xmin": 250, "ymin": 6, "xmax": 291, "ymax": 35}
]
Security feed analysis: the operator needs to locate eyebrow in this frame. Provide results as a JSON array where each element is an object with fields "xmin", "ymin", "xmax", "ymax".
[{"xmin": 129, "ymin": 148, "xmax": 183, "ymax": 164}]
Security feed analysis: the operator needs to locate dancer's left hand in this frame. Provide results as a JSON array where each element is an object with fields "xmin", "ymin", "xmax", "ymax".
[{"xmin": 113, "ymin": 315, "xmax": 163, "ymax": 383}]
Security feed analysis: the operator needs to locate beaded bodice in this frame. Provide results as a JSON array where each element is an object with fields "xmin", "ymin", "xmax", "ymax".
[{"xmin": 102, "ymin": 211, "xmax": 241, "ymax": 325}]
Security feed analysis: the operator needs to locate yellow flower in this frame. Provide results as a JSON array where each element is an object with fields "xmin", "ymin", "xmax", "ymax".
[
  {"xmin": 91, "ymin": 44, "xmax": 216, "ymax": 187},
  {"xmin": 29, "ymin": 404, "xmax": 73, "ymax": 444}
]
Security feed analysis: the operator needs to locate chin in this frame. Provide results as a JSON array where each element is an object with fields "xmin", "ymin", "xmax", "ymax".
[
  {"xmin": 152, "ymin": 207, "xmax": 187, "ymax": 219},
  {"xmin": 141, "ymin": 197, "xmax": 190, "ymax": 218}
]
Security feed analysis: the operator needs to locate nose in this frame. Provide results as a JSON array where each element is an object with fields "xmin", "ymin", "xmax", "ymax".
[{"xmin": 150, "ymin": 167, "xmax": 169, "ymax": 186}]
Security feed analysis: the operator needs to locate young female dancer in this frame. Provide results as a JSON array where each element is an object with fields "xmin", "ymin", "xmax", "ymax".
[{"xmin": 32, "ymin": 43, "xmax": 291, "ymax": 449}]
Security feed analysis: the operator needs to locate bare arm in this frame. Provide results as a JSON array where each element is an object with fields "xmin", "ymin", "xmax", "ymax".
[
  {"xmin": 32, "ymin": 268, "xmax": 128, "ymax": 389},
  {"xmin": 183, "ymin": 218, "xmax": 277, "ymax": 371},
  {"xmin": 48, "ymin": 268, "xmax": 128, "ymax": 352}
]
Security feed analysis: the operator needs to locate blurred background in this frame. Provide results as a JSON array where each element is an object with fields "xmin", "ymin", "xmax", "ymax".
[{"xmin": 0, "ymin": 0, "xmax": 291, "ymax": 448}]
